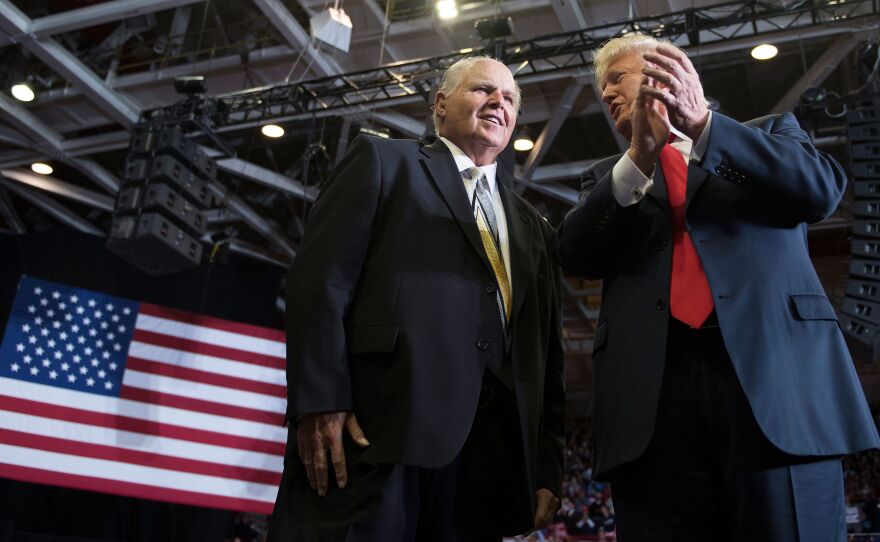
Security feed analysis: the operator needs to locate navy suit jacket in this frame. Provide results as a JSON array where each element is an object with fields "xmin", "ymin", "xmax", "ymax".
[
  {"xmin": 283, "ymin": 135, "xmax": 565, "ymax": 530},
  {"xmin": 557, "ymin": 112, "xmax": 880, "ymax": 479}
]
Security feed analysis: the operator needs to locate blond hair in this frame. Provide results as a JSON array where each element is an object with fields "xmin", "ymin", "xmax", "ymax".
[
  {"xmin": 432, "ymin": 56, "xmax": 522, "ymax": 134},
  {"xmin": 592, "ymin": 32, "xmax": 682, "ymax": 87}
]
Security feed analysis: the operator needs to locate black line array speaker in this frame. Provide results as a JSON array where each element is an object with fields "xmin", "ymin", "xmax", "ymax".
[
  {"xmin": 107, "ymin": 125, "xmax": 216, "ymax": 275},
  {"xmin": 840, "ymin": 96, "xmax": 880, "ymax": 364}
]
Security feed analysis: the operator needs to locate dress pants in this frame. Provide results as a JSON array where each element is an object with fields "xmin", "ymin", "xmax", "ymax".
[
  {"xmin": 610, "ymin": 316, "xmax": 846, "ymax": 542},
  {"xmin": 267, "ymin": 371, "xmax": 529, "ymax": 542}
]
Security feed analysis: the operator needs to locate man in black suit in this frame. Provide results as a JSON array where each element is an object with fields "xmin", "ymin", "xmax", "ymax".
[
  {"xmin": 268, "ymin": 56, "xmax": 565, "ymax": 542},
  {"xmin": 556, "ymin": 33, "xmax": 879, "ymax": 540}
]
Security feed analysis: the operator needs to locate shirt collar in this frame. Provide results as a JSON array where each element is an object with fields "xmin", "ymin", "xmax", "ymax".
[{"xmin": 439, "ymin": 136, "xmax": 498, "ymax": 195}]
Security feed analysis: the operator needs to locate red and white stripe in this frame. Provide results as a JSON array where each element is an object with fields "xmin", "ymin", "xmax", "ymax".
[{"xmin": 0, "ymin": 302, "xmax": 287, "ymax": 514}]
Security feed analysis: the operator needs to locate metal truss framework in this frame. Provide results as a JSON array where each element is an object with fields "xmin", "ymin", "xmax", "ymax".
[{"xmin": 143, "ymin": 0, "xmax": 880, "ymax": 130}]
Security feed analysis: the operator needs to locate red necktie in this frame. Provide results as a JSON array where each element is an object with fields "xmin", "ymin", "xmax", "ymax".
[{"xmin": 659, "ymin": 140, "xmax": 714, "ymax": 328}]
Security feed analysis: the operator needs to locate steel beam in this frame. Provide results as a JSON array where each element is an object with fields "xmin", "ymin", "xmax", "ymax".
[
  {"xmin": 208, "ymin": 185, "xmax": 297, "ymax": 259},
  {"xmin": 531, "ymin": 160, "xmax": 596, "ymax": 184},
  {"xmin": 521, "ymin": 78, "xmax": 585, "ymax": 182},
  {"xmin": 1, "ymin": 179, "xmax": 104, "ymax": 235},
  {"xmin": 516, "ymin": 178, "xmax": 578, "ymax": 204},
  {"xmin": 770, "ymin": 33, "xmax": 862, "ymax": 114},
  {"xmin": 251, "ymin": 0, "xmax": 343, "ymax": 78},
  {"xmin": 550, "ymin": 0, "xmax": 587, "ymax": 32},
  {"xmin": 0, "ymin": 94, "xmax": 123, "ymax": 193},
  {"xmin": 0, "ymin": 0, "xmax": 141, "ymax": 127},
  {"xmin": 1, "ymin": 169, "xmax": 115, "ymax": 212},
  {"xmin": 361, "ymin": 0, "xmax": 403, "ymax": 63},
  {"xmin": 0, "ymin": 183, "xmax": 25, "ymax": 233},
  {"xmin": 201, "ymin": 147, "xmax": 317, "ymax": 201},
  {"xmin": 66, "ymin": 158, "xmax": 121, "ymax": 194},
  {"xmin": 29, "ymin": 0, "xmax": 205, "ymax": 37},
  {"xmin": 372, "ymin": 111, "xmax": 425, "ymax": 139},
  {"xmin": 0, "ymin": 93, "xmax": 63, "ymax": 151},
  {"xmin": 228, "ymin": 238, "xmax": 291, "ymax": 267}
]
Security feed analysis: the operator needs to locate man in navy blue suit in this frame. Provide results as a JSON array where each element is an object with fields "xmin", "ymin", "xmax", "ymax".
[{"xmin": 557, "ymin": 33, "xmax": 880, "ymax": 541}]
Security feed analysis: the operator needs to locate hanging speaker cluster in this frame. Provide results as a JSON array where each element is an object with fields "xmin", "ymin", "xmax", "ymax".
[
  {"xmin": 106, "ymin": 125, "xmax": 217, "ymax": 275},
  {"xmin": 839, "ymin": 95, "xmax": 880, "ymax": 363}
]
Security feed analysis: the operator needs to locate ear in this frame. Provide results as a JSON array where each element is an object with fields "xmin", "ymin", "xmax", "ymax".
[{"xmin": 434, "ymin": 92, "xmax": 447, "ymax": 121}]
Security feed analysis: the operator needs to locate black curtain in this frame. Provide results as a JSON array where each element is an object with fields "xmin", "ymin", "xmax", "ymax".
[{"xmin": 0, "ymin": 229, "xmax": 286, "ymax": 542}]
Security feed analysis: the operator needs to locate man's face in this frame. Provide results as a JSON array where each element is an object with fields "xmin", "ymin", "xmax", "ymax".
[
  {"xmin": 435, "ymin": 59, "xmax": 517, "ymax": 164},
  {"xmin": 600, "ymin": 51, "xmax": 646, "ymax": 140}
]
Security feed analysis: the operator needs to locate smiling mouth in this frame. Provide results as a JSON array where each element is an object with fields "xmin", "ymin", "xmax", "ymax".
[{"xmin": 480, "ymin": 115, "xmax": 503, "ymax": 126}]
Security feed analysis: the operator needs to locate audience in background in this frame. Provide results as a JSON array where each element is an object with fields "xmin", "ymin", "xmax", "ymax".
[{"xmin": 229, "ymin": 412, "xmax": 880, "ymax": 541}]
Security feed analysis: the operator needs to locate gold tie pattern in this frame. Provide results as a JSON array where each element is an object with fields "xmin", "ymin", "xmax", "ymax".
[{"xmin": 462, "ymin": 167, "xmax": 511, "ymax": 324}]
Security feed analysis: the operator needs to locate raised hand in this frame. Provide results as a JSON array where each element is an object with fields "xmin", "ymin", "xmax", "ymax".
[
  {"xmin": 641, "ymin": 44, "xmax": 709, "ymax": 141},
  {"xmin": 297, "ymin": 411, "xmax": 370, "ymax": 496},
  {"xmin": 627, "ymin": 74, "xmax": 670, "ymax": 176}
]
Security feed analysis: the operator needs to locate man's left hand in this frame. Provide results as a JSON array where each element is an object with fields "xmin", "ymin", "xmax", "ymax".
[
  {"xmin": 533, "ymin": 488, "xmax": 560, "ymax": 529},
  {"xmin": 640, "ymin": 44, "xmax": 709, "ymax": 141}
]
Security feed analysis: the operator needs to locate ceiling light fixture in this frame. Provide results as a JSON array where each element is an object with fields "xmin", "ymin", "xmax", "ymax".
[
  {"xmin": 751, "ymin": 43, "xmax": 778, "ymax": 60},
  {"xmin": 31, "ymin": 162, "xmax": 53, "ymax": 175},
  {"xmin": 513, "ymin": 131, "xmax": 534, "ymax": 152},
  {"xmin": 11, "ymin": 83, "xmax": 35, "ymax": 102},
  {"xmin": 261, "ymin": 124, "xmax": 285, "ymax": 138},
  {"xmin": 436, "ymin": 0, "xmax": 458, "ymax": 19}
]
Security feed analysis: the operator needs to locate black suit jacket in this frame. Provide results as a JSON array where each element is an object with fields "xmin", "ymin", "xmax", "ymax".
[
  {"xmin": 283, "ymin": 135, "xmax": 565, "ymax": 526},
  {"xmin": 556, "ymin": 112, "xmax": 879, "ymax": 480}
]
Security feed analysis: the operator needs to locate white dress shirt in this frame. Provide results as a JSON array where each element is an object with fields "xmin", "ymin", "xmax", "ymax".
[
  {"xmin": 439, "ymin": 137, "xmax": 513, "ymax": 288},
  {"xmin": 611, "ymin": 112, "xmax": 714, "ymax": 207}
]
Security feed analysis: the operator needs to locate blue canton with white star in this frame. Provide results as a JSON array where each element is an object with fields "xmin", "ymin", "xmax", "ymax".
[{"xmin": 0, "ymin": 276, "xmax": 139, "ymax": 397}]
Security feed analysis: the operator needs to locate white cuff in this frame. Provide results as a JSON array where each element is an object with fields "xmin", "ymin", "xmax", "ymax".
[
  {"xmin": 689, "ymin": 111, "xmax": 713, "ymax": 163},
  {"xmin": 611, "ymin": 152, "xmax": 654, "ymax": 207}
]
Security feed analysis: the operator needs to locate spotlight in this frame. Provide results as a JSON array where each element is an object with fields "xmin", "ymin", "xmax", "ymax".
[
  {"xmin": 751, "ymin": 44, "xmax": 778, "ymax": 60},
  {"xmin": 799, "ymin": 87, "xmax": 828, "ymax": 105},
  {"xmin": 261, "ymin": 124, "xmax": 285, "ymax": 138},
  {"xmin": 513, "ymin": 131, "xmax": 534, "ymax": 152},
  {"xmin": 31, "ymin": 162, "xmax": 53, "ymax": 175},
  {"xmin": 436, "ymin": 0, "xmax": 458, "ymax": 19},
  {"xmin": 11, "ymin": 83, "xmax": 35, "ymax": 102}
]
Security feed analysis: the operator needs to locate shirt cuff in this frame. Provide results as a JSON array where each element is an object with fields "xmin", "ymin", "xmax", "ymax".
[
  {"xmin": 611, "ymin": 152, "xmax": 654, "ymax": 207},
  {"xmin": 689, "ymin": 111, "xmax": 713, "ymax": 163}
]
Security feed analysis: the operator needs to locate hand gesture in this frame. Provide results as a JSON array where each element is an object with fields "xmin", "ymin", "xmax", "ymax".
[
  {"xmin": 627, "ymin": 74, "xmax": 670, "ymax": 175},
  {"xmin": 641, "ymin": 44, "xmax": 710, "ymax": 141},
  {"xmin": 297, "ymin": 411, "xmax": 370, "ymax": 496}
]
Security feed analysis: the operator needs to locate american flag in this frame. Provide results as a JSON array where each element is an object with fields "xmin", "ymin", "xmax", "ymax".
[{"xmin": 0, "ymin": 275, "xmax": 286, "ymax": 514}]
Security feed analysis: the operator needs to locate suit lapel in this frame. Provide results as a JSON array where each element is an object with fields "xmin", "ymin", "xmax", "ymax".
[
  {"xmin": 685, "ymin": 163, "xmax": 710, "ymax": 212},
  {"xmin": 419, "ymin": 140, "xmax": 493, "ymax": 275},
  {"xmin": 498, "ymin": 179, "xmax": 536, "ymax": 329}
]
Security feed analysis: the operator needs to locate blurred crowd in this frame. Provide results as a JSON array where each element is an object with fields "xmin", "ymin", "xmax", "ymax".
[{"xmin": 227, "ymin": 413, "xmax": 880, "ymax": 541}]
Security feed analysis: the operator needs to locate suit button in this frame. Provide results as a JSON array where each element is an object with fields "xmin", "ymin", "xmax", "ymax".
[
  {"xmin": 656, "ymin": 298, "xmax": 667, "ymax": 311},
  {"xmin": 656, "ymin": 238, "xmax": 668, "ymax": 251},
  {"xmin": 476, "ymin": 339, "xmax": 489, "ymax": 351},
  {"xmin": 485, "ymin": 283, "xmax": 496, "ymax": 294}
]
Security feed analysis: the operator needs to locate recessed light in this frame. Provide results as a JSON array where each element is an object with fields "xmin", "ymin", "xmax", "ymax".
[
  {"xmin": 751, "ymin": 44, "xmax": 778, "ymax": 60},
  {"xmin": 11, "ymin": 83, "xmax": 35, "ymax": 102},
  {"xmin": 261, "ymin": 124, "xmax": 285, "ymax": 138},
  {"xmin": 31, "ymin": 162, "xmax": 53, "ymax": 175}
]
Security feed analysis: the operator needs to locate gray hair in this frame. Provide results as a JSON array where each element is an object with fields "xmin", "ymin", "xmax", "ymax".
[
  {"xmin": 432, "ymin": 55, "xmax": 522, "ymax": 134},
  {"xmin": 592, "ymin": 32, "xmax": 682, "ymax": 88}
]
